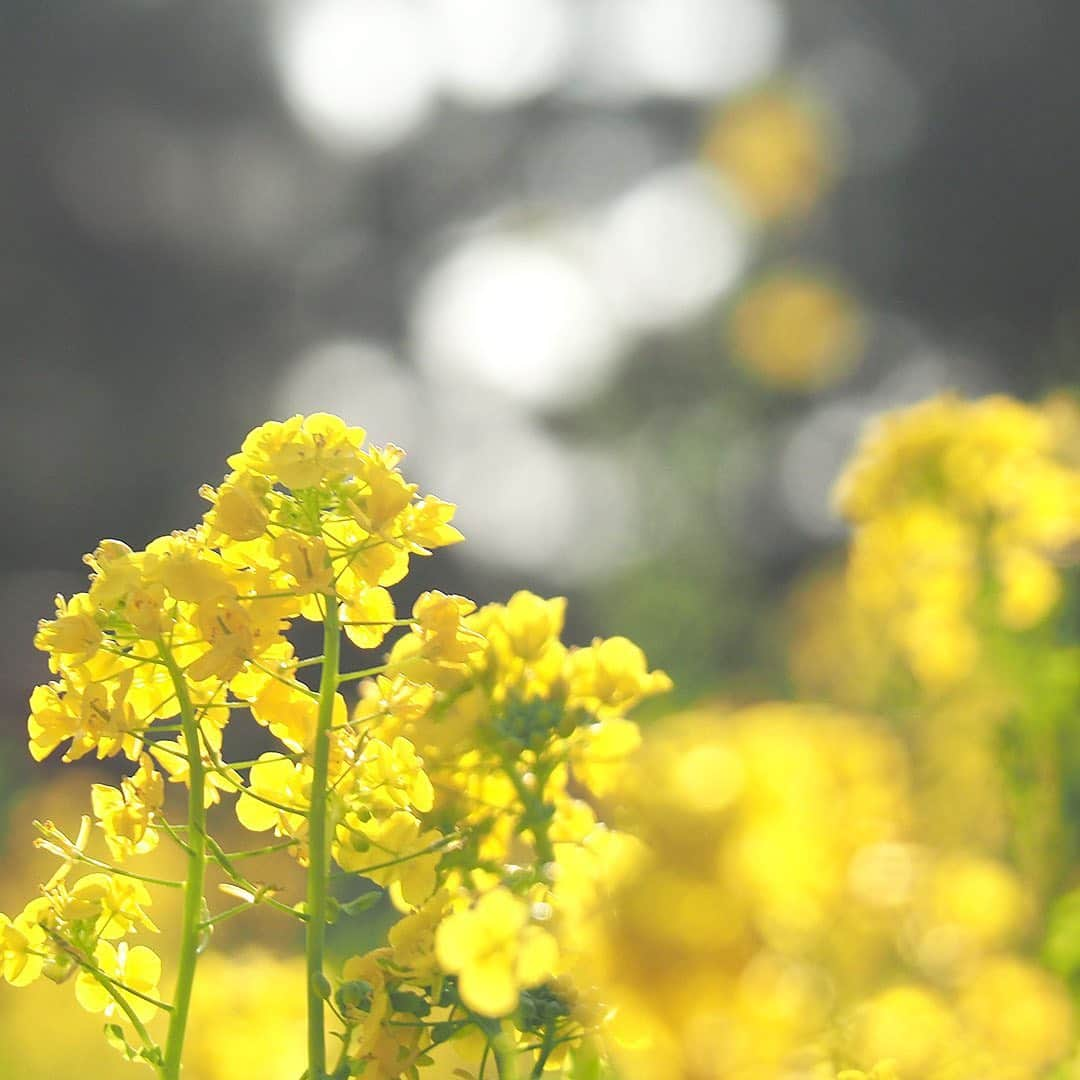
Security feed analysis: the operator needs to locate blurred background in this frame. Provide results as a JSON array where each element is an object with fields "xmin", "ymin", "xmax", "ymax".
[
  {"xmin": 6, "ymin": 0, "xmax": 1080, "ymax": 726},
  {"xmin": 4, "ymin": 2, "xmax": 1080, "ymax": 1072}
]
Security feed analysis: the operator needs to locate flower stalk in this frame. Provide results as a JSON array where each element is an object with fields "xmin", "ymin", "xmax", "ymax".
[
  {"xmin": 160, "ymin": 645, "xmax": 208, "ymax": 1080},
  {"xmin": 305, "ymin": 596, "xmax": 341, "ymax": 1080}
]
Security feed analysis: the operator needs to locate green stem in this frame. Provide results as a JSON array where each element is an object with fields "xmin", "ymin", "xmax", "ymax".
[
  {"xmin": 86, "ymin": 963, "xmax": 161, "ymax": 1066},
  {"xmin": 306, "ymin": 598, "xmax": 342, "ymax": 1080},
  {"xmin": 160, "ymin": 646, "xmax": 208, "ymax": 1080},
  {"xmin": 503, "ymin": 763, "xmax": 555, "ymax": 867},
  {"xmin": 492, "ymin": 1030, "xmax": 521, "ymax": 1080},
  {"xmin": 531, "ymin": 1024, "xmax": 556, "ymax": 1078}
]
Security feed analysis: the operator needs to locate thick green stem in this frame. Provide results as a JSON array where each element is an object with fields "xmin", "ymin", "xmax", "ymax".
[
  {"xmin": 160, "ymin": 648, "xmax": 208, "ymax": 1080},
  {"xmin": 492, "ymin": 1030, "xmax": 521, "ymax": 1080},
  {"xmin": 306, "ymin": 599, "xmax": 342, "ymax": 1080}
]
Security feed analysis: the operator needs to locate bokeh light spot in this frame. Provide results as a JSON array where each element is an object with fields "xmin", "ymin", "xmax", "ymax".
[
  {"xmin": 413, "ymin": 231, "xmax": 622, "ymax": 410},
  {"xmin": 271, "ymin": 0, "xmax": 438, "ymax": 154}
]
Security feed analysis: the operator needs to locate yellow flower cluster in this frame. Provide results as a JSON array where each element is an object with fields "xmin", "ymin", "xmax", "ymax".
[
  {"xmin": 330, "ymin": 591, "xmax": 670, "ymax": 1070},
  {"xmin": 834, "ymin": 394, "xmax": 1080, "ymax": 686},
  {"xmin": 355, "ymin": 588, "xmax": 670, "ymax": 873},
  {"xmin": 9, "ymin": 412, "xmax": 678, "ymax": 1080},
  {"xmin": 564, "ymin": 704, "xmax": 1076, "ymax": 1080}
]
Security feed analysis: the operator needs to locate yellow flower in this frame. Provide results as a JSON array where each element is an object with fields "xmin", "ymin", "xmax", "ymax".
[
  {"xmin": 398, "ymin": 495, "xmax": 464, "ymax": 553},
  {"xmin": 435, "ymin": 888, "xmax": 558, "ymax": 1017},
  {"xmin": 235, "ymin": 754, "xmax": 310, "ymax": 838},
  {"xmin": 144, "ymin": 532, "xmax": 235, "ymax": 605},
  {"xmin": 340, "ymin": 584, "xmax": 396, "ymax": 650},
  {"xmin": 703, "ymin": 88, "xmax": 833, "ymax": 220},
  {"xmin": 339, "ymin": 950, "xmax": 392, "ymax": 1060},
  {"xmin": 75, "ymin": 940, "xmax": 162, "ymax": 1024},
  {"xmin": 410, "ymin": 591, "xmax": 485, "ymax": 663},
  {"xmin": 34, "ymin": 592, "xmax": 101, "ymax": 668},
  {"xmin": 230, "ymin": 413, "xmax": 366, "ymax": 490},
  {"xmin": 200, "ymin": 470, "xmax": 272, "ymax": 542},
  {"xmin": 493, "ymin": 591, "xmax": 566, "ymax": 663},
  {"xmin": 249, "ymin": 678, "xmax": 346, "ymax": 752},
  {"xmin": 728, "ymin": 272, "xmax": 863, "ymax": 390},
  {"xmin": 69, "ymin": 873, "xmax": 158, "ymax": 938},
  {"xmin": 273, "ymin": 534, "xmax": 334, "ymax": 595},
  {"xmin": 27, "ymin": 672, "xmax": 142, "ymax": 764},
  {"xmin": 90, "ymin": 753, "xmax": 164, "ymax": 861},
  {"xmin": 335, "ymin": 810, "xmax": 441, "ymax": 908},
  {"xmin": 388, "ymin": 889, "xmax": 450, "ymax": 978},
  {"xmin": 566, "ymin": 637, "xmax": 672, "ymax": 717},
  {"xmin": 353, "ymin": 451, "xmax": 417, "ymax": 534},
  {"xmin": 350, "ymin": 736, "xmax": 434, "ymax": 815},
  {"xmin": 0, "ymin": 911, "xmax": 46, "ymax": 987},
  {"xmin": 152, "ymin": 729, "xmax": 240, "ymax": 808}
]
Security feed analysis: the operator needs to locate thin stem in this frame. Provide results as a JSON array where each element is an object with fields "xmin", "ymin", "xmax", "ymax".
[
  {"xmin": 250, "ymin": 659, "xmax": 320, "ymax": 699},
  {"xmin": 159, "ymin": 644, "xmax": 208, "ymax": 1080},
  {"xmin": 502, "ymin": 763, "xmax": 555, "ymax": 867},
  {"xmin": 85, "ymin": 964, "xmax": 161, "ymax": 1060},
  {"xmin": 61, "ymin": 851, "xmax": 185, "ymax": 890},
  {"xmin": 306, "ymin": 598, "xmax": 341, "ymax": 1080},
  {"xmin": 336, "ymin": 664, "xmax": 389, "ymax": 684},
  {"xmin": 329, "ymin": 834, "xmax": 458, "ymax": 879},
  {"xmin": 225, "ymin": 837, "xmax": 300, "ymax": 860},
  {"xmin": 531, "ymin": 1024, "xmax": 558, "ymax": 1077},
  {"xmin": 198, "ymin": 902, "xmax": 251, "ymax": 930},
  {"xmin": 204, "ymin": 835, "xmax": 309, "ymax": 923},
  {"xmin": 156, "ymin": 815, "xmax": 195, "ymax": 856}
]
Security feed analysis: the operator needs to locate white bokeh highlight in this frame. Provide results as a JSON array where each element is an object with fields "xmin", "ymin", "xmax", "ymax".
[
  {"xmin": 590, "ymin": 165, "xmax": 750, "ymax": 329},
  {"xmin": 425, "ymin": 0, "xmax": 574, "ymax": 107},
  {"xmin": 416, "ymin": 395, "xmax": 638, "ymax": 580},
  {"xmin": 576, "ymin": 0, "xmax": 785, "ymax": 100},
  {"xmin": 413, "ymin": 232, "xmax": 623, "ymax": 410},
  {"xmin": 271, "ymin": 0, "xmax": 438, "ymax": 154},
  {"xmin": 273, "ymin": 339, "xmax": 421, "ymax": 449}
]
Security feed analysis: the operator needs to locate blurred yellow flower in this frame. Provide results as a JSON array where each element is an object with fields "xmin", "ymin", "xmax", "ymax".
[
  {"xmin": 728, "ymin": 271, "xmax": 864, "ymax": 390},
  {"xmin": 704, "ymin": 88, "xmax": 834, "ymax": 220},
  {"xmin": 435, "ymin": 887, "xmax": 558, "ymax": 1017}
]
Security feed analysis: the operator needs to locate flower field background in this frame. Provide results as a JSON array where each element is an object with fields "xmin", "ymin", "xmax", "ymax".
[{"xmin": 3, "ymin": 4, "xmax": 1080, "ymax": 1079}]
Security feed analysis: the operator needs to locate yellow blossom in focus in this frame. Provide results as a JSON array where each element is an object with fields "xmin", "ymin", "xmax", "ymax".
[
  {"xmin": 68, "ymin": 872, "xmax": 158, "ymax": 938},
  {"xmin": 335, "ymin": 810, "xmax": 441, "ymax": 908},
  {"xmin": 0, "ymin": 912, "xmax": 46, "ymax": 987},
  {"xmin": 74, "ymin": 940, "xmax": 162, "ymax": 1024},
  {"xmin": 90, "ymin": 753, "xmax": 164, "ymax": 861},
  {"xmin": 230, "ymin": 413, "xmax": 366, "ymax": 490},
  {"xmin": 340, "ymin": 584, "xmax": 396, "ymax": 650},
  {"xmin": 236, "ymin": 753, "xmax": 310, "ymax": 838},
  {"xmin": 34, "ymin": 593, "xmax": 101, "ymax": 667},
  {"xmin": 410, "ymin": 591, "xmax": 485, "ymax": 663},
  {"xmin": 199, "ymin": 470, "xmax": 272, "ymax": 542}
]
